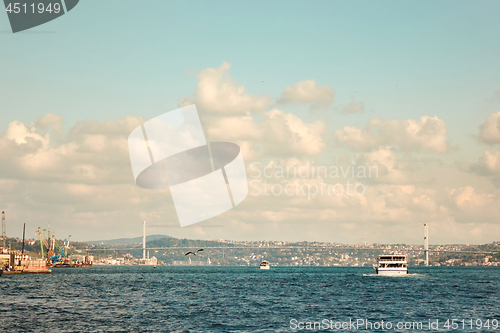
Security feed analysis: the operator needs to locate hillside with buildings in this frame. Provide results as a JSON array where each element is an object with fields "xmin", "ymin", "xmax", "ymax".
[
  {"xmin": 4, "ymin": 234, "xmax": 499, "ymax": 267},
  {"xmin": 93, "ymin": 237, "xmax": 500, "ymax": 267}
]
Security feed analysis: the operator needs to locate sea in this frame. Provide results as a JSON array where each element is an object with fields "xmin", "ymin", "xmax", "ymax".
[{"xmin": 0, "ymin": 266, "xmax": 499, "ymax": 332}]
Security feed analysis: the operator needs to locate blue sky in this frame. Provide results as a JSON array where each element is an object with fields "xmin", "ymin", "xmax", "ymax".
[
  {"xmin": 1, "ymin": 1, "xmax": 499, "ymax": 243},
  {"xmin": 2, "ymin": 1, "xmax": 499, "ymax": 125}
]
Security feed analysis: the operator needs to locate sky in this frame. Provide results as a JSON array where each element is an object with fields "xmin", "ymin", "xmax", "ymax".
[{"xmin": 1, "ymin": 0, "xmax": 500, "ymax": 245}]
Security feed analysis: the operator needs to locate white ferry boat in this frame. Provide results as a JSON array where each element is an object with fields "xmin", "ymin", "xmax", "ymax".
[
  {"xmin": 259, "ymin": 261, "xmax": 270, "ymax": 270},
  {"xmin": 373, "ymin": 254, "xmax": 408, "ymax": 276}
]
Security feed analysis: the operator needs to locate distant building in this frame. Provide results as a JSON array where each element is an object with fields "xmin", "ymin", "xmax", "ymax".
[
  {"xmin": 70, "ymin": 255, "xmax": 94, "ymax": 263},
  {"xmin": 138, "ymin": 256, "xmax": 157, "ymax": 266}
]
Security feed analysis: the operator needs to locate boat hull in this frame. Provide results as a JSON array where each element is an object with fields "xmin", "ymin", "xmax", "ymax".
[
  {"xmin": 49, "ymin": 263, "xmax": 93, "ymax": 268},
  {"xmin": 2, "ymin": 269, "xmax": 51, "ymax": 274},
  {"xmin": 375, "ymin": 268, "xmax": 407, "ymax": 276}
]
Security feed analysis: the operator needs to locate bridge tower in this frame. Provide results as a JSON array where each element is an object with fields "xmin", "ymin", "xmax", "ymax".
[
  {"xmin": 1, "ymin": 211, "xmax": 5, "ymax": 249},
  {"xmin": 424, "ymin": 223, "xmax": 429, "ymax": 266}
]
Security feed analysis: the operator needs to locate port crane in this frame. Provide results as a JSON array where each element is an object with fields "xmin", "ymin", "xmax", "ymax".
[
  {"xmin": 37, "ymin": 227, "xmax": 55, "ymax": 260},
  {"xmin": 50, "ymin": 235, "xmax": 71, "ymax": 264},
  {"xmin": 37, "ymin": 227, "xmax": 72, "ymax": 264}
]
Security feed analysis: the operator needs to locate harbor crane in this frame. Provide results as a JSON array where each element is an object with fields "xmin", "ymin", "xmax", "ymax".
[
  {"xmin": 37, "ymin": 227, "xmax": 55, "ymax": 260},
  {"xmin": 50, "ymin": 235, "xmax": 71, "ymax": 264}
]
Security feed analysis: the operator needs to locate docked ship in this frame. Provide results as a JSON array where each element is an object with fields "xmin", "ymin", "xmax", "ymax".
[
  {"xmin": 1, "ymin": 255, "xmax": 52, "ymax": 275},
  {"xmin": 373, "ymin": 254, "xmax": 408, "ymax": 276},
  {"xmin": 259, "ymin": 260, "xmax": 270, "ymax": 270}
]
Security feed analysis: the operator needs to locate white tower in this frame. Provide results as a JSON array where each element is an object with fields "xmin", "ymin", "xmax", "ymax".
[
  {"xmin": 424, "ymin": 223, "xmax": 429, "ymax": 266},
  {"xmin": 143, "ymin": 221, "xmax": 146, "ymax": 260},
  {"xmin": 2, "ymin": 211, "xmax": 6, "ymax": 249}
]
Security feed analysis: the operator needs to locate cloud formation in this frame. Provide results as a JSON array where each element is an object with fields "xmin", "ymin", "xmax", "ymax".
[
  {"xmin": 358, "ymin": 147, "xmax": 410, "ymax": 184},
  {"xmin": 1, "ymin": 112, "xmax": 499, "ymax": 244},
  {"xmin": 0, "ymin": 114, "xmax": 143, "ymax": 184},
  {"xmin": 179, "ymin": 61, "xmax": 271, "ymax": 115},
  {"xmin": 1, "ymin": 63, "xmax": 498, "ymax": 244},
  {"xmin": 0, "ymin": 114, "xmax": 184, "ymax": 240},
  {"xmin": 279, "ymin": 79, "xmax": 334, "ymax": 109},
  {"xmin": 179, "ymin": 64, "xmax": 330, "ymax": 157},
  {"xmin": 334, "ymin": 116, "xmax": 449, "ymax": 153},
  {"xmin": 482, "ymin": 150, "xmax": 500, "ymax": 174},
  {"xmin": 35, "ymin": 113, "xmax": 64, "ymax": 135},
  {"xmin": 261, "ymin": 109, "xmax": 327, "ymax": 156},
  {"xmin": 341, "ymin": 97, "xmax": 365, "ymax": 114},
  {"xmin": 479, "ymin": 111, "xmax": 500, "ymax": 144},
  {"xmin": 206, "ymin": 115, "xmax": 261, "ymax": 141},
  {"xmin": 205, "ymin": 109, "xmax": 327, "ymax": 157}
]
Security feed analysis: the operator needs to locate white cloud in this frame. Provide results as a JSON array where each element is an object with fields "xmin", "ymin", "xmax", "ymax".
[
  {"xmin": 178, "ymin": 64, "xmax": 329, "ymax": 157},
  {"xmin": 334, "ymin": 125, "xmax": 377, "ymax": 151},
  {"xmin": 0, "ymin": 115, "xmax": 143, "ymax": 184},
  {"xmin": 479, "ymin": 111, "xmax": 500, "ymax": 144},
  {"xmin": 35, "ymin": 112, "xmax": 64, "ymax": 136},
  {"xmin": 204, "ymin": 109, "xmax": 327, "ymax": 157},
  {"xmin": 341, "ymin": 97, "xmax": 365, "ymax": 114},
  {"xmin": 70, "ymin": 116, "xmax": 144, "ymax": 136},
  {"xmin": 335, "ymin": 116, "xmax": 449, "ymax": 153},
  {"xmin": 261, "ymin": 109, "xmax": 327, "ymax": 156},
  {"xmin": 5, "ymin": 120, "xmax": 50, "ymax": 148},
  {"xmin": 279, "ymin": 79, "xmax": 334, "ymax": 109},
  {"xmin": 2, "ymin": 114, "xmax": 499, "ymax": 244},
  {"xmin": 360, "ymin": 147, "xmax": 409, "ymax": 184},
  {"xmin": 2, "ymin": 64, "xmax": 499, "ymax": 244},
  {"xmin": 447, "ymin": 186, "xmax": 499, "ymax": 223},
  {"xmin": 0, "ymin": 114, "xmax": 182, "ymax": 240},
  {"xmin": 483, "ymin": 150, "xmax": 500, "ymax": 174},
  {"xmin": 179, "ymin": 61, "xmax": 270, "ymax": 115},
  {"xmin": 206, "ymin": 115, "xmax": 261, "ymax": 141}
]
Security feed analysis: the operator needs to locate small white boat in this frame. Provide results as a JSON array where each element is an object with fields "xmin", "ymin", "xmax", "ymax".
[
  {"xmin": 259, "ymin": 261, "xmax": 270, "ymax": 270},
  {"xmin": 373, "ymin": 254, "xmax": 408, "ymax": 276}
]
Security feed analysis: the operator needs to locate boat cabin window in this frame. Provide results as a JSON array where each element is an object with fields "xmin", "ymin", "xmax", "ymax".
[{"xmin": 379, "ymin": 256, "xmax": 406, "ymax": 261}]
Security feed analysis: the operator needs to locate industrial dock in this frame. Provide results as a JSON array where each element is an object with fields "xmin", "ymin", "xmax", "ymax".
[{"xmin": 0, "ymin": 211, "xmax": 93, "ymax": 276}]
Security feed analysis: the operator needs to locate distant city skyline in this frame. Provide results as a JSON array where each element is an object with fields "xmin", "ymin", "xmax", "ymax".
[{"xmin": 1, "ymin": 1, "xmax": 500, "ymax": 244}]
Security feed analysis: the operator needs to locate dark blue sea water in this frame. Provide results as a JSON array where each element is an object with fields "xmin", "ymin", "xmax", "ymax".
[{"xmin": 0, "ymin": 266, "xmax": 499, "ymax": 332}]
